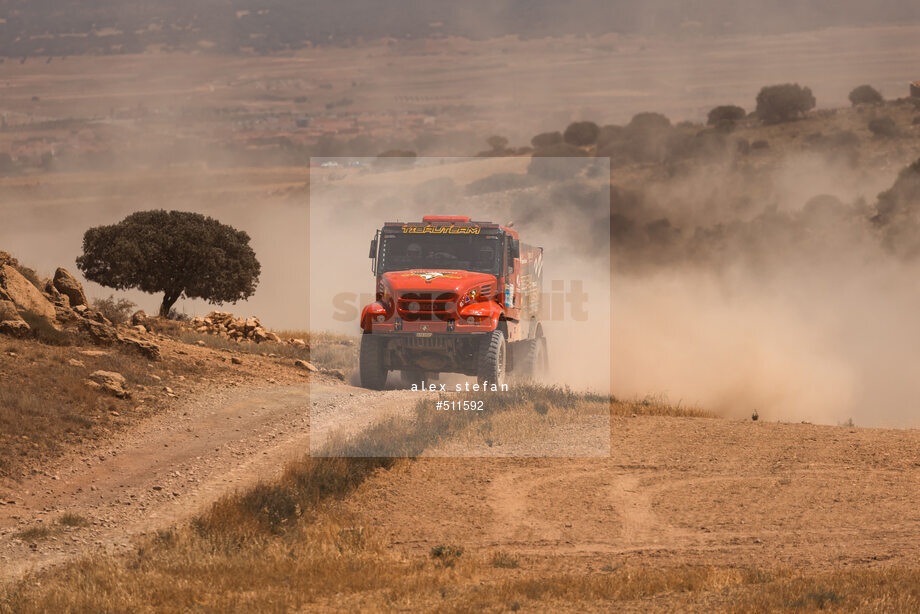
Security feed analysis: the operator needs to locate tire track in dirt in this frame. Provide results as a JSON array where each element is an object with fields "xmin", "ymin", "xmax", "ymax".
[{"xmin": 0, "ymin": 379, "xmax": 419, "ymax": 583}]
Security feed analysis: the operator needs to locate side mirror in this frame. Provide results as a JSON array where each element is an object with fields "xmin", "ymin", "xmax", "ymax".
[
  {"xmin": 368, "ymin": 237, "xmax": 378, "ymax": 259},
  {"xmin": 510, "ymin": 238, "xmax": 520, "ymax": 260}
]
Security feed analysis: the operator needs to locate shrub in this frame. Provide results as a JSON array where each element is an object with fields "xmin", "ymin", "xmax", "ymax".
[
  {"xmin": 486, "ymin": 135, "xmax": 509, "ymax": 151},
  {"xmin": 14, "ymin": 264, "xmax": 43, "ymax": 291},
  {"xmin": 491, "ymin": 551, "xmax": 521, "ymax": 568},
  {"xmin": 19, "ymin": 312, "xmax": 72, "ymax": 346},
  {"xmin": 848, "ymin": 84, "xmax": 883, "ymax": 106},
  {"xmin": 563, "ymin": 121, "xmax": 600, "ymax": 146},
  {"xmin": 707, "ymin": 105, "xmax": 745, "ymax": 126},
  {"xmin": 91, "ymin": 295, "xmax": 137, "ymax": 326},
  {"xmin": 597, "ymin": 113, "xmax": 673, "ymax": 165},
  {"xmin": 430, "ymin": 544, "xmax": 464, "ymax": 567},
  {"xmin": 755, "ymin": 83, "xmax": 816, "ymax": 123},
  {"xmin": 868, "ymin": 116, "xmax": 899, "ymax": 137},
  {"xmin": 628, "ymin": 112, "xmax": 671, "ymax": 132},
  {"xmin": 596, "ymin": 125, "xmax": 625, "ymax": 148},
  {"xmin": 530, "ymin": 131, "xmax": 562, "ymax": 149}
]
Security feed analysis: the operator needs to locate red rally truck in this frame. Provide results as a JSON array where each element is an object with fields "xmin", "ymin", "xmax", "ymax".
[{"xmin": 359, "ymin": 215, "xmax": 547, "ymax": 389}]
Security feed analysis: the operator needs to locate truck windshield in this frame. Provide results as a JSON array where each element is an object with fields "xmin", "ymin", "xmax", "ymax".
[{"xmin": 378, "ymin": 233, "xmax": 502, "ymax": 275}]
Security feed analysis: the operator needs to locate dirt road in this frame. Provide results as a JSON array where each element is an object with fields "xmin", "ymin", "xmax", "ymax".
[
  {"xmin": 5, "ymin": 377, "xmax": 920, "ymax": 587},
  {"xmin": 0, "ymin": 379, "xmax": 417, "ymax": 582}
]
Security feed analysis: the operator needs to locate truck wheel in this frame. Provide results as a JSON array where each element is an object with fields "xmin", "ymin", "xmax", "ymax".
[
  {"xmin": 359, "ymin": 334, "xmax": 388, "ymax": 390},
  {"xmin": 477, "ymin": 330, "xmax": 506, "ymax": 388},
  {"xmin": 522, "ymin": 337, "xmax": 548, "ymax": 381}
]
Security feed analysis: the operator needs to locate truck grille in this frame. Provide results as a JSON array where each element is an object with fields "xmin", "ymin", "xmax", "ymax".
[{"xmin": 397, "ymin": 292, "xmax": 458, "ymax": 321}]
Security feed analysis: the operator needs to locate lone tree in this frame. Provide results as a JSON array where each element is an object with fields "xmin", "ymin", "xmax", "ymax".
[
  {"xmin": 76, "ymin": 210, "xmax": 261, "ymax": 317},
  {"xmin": 755, "ymin": 83, "xmax": 816, "ymax": 124},
  {"xmin": 848, "ymin": 84, "xmax": 883, "ymax": 106}
]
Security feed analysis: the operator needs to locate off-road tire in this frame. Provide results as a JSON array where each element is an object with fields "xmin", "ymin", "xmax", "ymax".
[
  {"xmin": 359, "ymin": 334, "xmax": 388, "ymax": 390},
  {"xmin": 477, "ymin": 330, "xmax": 506, "ymax": 388},
  {"xmin": 521, "ymin": 336, "xmax": 548, "ymax": 381}
]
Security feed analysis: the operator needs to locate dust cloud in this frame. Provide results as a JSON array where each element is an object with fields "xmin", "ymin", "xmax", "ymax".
[{"xmin": 607, "ymin": 149, "xmax": 920, "ymax": 427}]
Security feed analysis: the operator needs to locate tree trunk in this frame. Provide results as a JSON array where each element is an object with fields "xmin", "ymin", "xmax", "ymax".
[{"xmin": 159, "ymin": 292, "xmax": 179, "ymax": 318}]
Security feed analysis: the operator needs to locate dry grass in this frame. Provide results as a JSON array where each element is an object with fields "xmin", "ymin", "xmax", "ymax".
[
  {"xmin": 613, "ymin": 394, "xmax": 715, "ymax": 418},
  {"xmin": 0, "ymin": 336, "xmax": 204, "ymax": 480},
  {"xmin": 13, "ymin": 513, "xmax": 91, "ymax": 542},
  {"xmin": 171, "ymin": 328, "xmax": 358, "ymax": 373},
  {"xmin": 3, "ymin": 379, "xmax": 917, "ymax": 611}
]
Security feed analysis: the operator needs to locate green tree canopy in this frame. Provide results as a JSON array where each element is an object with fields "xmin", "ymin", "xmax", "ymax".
[
  {"xmin": 755, "ymin": 83, "xmax": 816, "ymax": 124},
  {"xmin": 848, "ymin": 84, "xmax": 883, "ymax": 106},
  {"xmin": 563, "ymin": 121, "xmax": 600, "ymax": 146},
  {"xmin": 76, "ymin": 210, "xmax": 261, "ymax": 317}
]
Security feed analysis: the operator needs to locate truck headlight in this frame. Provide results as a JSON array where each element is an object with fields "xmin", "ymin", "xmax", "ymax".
[
  {"xmin": 376, "ymin": 315, "xmax": 385, "ymax": 323},
  {"xmin": 466, "ymin": 316, "xmax": 475, "ymax": 324}
]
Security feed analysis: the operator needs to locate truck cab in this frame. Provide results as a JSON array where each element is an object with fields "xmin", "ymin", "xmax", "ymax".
[{"xmin": 359, "ymin": 215, "xmax": 546, "ymax": 389}]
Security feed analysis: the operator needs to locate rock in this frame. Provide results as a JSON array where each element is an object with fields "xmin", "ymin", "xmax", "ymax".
[
  {"xmin": 79, "ymin": 350, "xmax": 108, "ymax": 357},
  {"xmin": 132, "ymin": 324, "xmax": 147, "ymax": 333},
  {"xmin": 288, "ymin": 338, "xmax": 307, "ymax": 348},
  {"xmin": 88, "ymin": 370, "xmax": 129, "ymax": 398},
  {"xmin": 0, "ymin": 264, "xmax": 57, "ymax": 325},
  {"xmin": 231, "ymin": 356, "xmax": 243, "ymax": 365},
  {"xmin": 130, "ymin": 310, "xmax": 148, "ymax": 326},
  {"xmin": 321, "ymin": 368, "xmax": 346, "ymax": 381},
  {"xmin": 81, "ymin": 319, "xmax": 118, "ymax": 345},
  {"xmin": 121, "ymin": 337, "xmax": 161, "ymax": 361},
  {"xmin": 88, "ymin": 311, "xmax": 113, "ymax": 326},
  {"xmin": 294, "ymin": 359, "xmax": 318, "ymax": 372},
  {"xmin": 0, "ymin": 251, "xmax": 17, "ymax": 268},
  {"xmin": 67, "ymin": 358, "xmax": 85, "ymax": 368},
  {"xmin": 0, "ymin": 319, "xmax": 29, "ymax": 337},
  {"xmin": 0, "ymin": 300, "xmax": 19, "ymax": 322},
  {"xmin": 265, "ymin": 332, "xmax": 281, "ymax": 343},
  {"xmin": 52, "ymin": 268, "xmax": 87, "ymax": 307}
]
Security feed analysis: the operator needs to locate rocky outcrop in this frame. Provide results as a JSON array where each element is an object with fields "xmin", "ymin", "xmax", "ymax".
[
  {"xmin": 0, "ymin": 318, "xmax": 29, "ymax": 337},
  {"xmin": 52, "ymin": 267, "xmax": 88, "ymax": 307},
  {"xmin": 294, "ymin": 359, "xmax": 318, "ymax": 371},
  {"xmin": 191, "ymin": 311, "xmax": 302, "ymax": 347},
  {"xmin": 130, "ymin": 310, "xmax": 149, "ymax": 326},
  {"xmin": 121, "ymin": 337, "xmax": 162, "ymax": 361},
  {"xmin": 0, "ymin": 251, "xmax": 17, "ymax": 268},
  {"xmin": 0, "ymin": 263, "xmax": 57, "ymax": 325},
  {"xmin": 87, "ymin": 370, "xmax": 130, "ymax": 398}
]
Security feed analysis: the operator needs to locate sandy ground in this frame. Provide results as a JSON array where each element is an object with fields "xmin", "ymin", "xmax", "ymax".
[
  {"xmin": 3, "ymin": 373, "xmax": 920, "ymax": 588},
  {"xmin": 348, "ymin": 414, "xmax": 920, "ymax": 573},
  {"xmin": 0, "ymin": 378, "xmax": 415, "ymax": 582}
]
